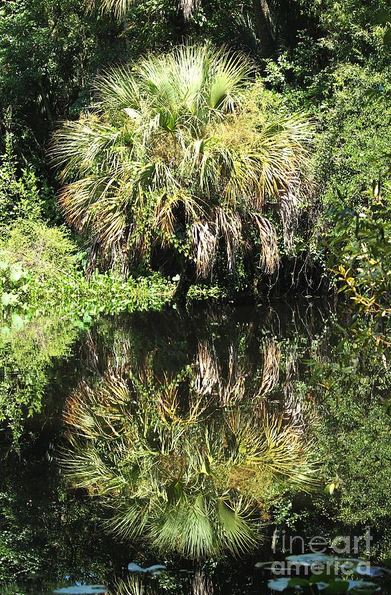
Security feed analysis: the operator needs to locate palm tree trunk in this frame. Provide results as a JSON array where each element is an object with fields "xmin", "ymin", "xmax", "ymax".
[
  {"xmin": 173, "ymin": 259, "xmax": 195, "ymax": 303},
  {"xmin": 252, "ymin": 0, "xmax": 275, "ymax": 57}
]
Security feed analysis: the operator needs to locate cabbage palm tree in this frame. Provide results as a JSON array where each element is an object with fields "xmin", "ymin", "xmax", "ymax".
[{"xmin": 53, "ymin": 45, "xmax": 312, "ymax": 278}]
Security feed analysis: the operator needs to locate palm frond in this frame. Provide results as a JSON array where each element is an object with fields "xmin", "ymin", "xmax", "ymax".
[
  {"xmin": 207, "ymin": 47, "xmax": 254, "ymax": 111},
  {"xmin": 114, "ymin": 576, "xmax": 156, "ymax": 595},
  {"xmin": 251, "ymin": 213, "xmax": 280, "ymax": 274},
  {"xmin": 152, "ymin": 496, "xmax": 215, "ymax": 559},
  {"xmin": 215, "ymin": 207, "xmax": 243, "ymax": 272},
  {"xmin": 96, "ymin": 65, "xmax": 142, "ymax": 113},
  {"xmin": 87, "ymin": 0, "xmax": 200, "ymax": 20},
  {"xmin": 109, "ymin": 501, "xmax": 150, "ymax": 540},
  {"xmin": 216, "ymin": 499, "xmax": 257, "ymax": 556},
  {"xmin": 191, "ymin": 221, "xmax": 217, "ymax": 277},
  {"xmin": 257, "ymin": 339, "xmax": 281, "ymax": 397},
  {"xmin": 86, "ymin": 0, "xmax": 134, "ymax": 19},
  {"xmin": 180, "ymin": 0, "xmax": 200, "ymax": 19}
]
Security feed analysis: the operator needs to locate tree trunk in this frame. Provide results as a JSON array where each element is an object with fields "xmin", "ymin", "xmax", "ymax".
[
  {"xmin": 173, "ymin": 259, "xmax": 196, "ymax": 303},
  {"xmin": 252, "ymin": 0, "xmax": 276, "ymax": 57}
]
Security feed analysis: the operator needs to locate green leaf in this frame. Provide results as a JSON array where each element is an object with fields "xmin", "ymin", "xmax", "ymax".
[
  {"xmin": 372, "ymin": 8, "xmax": 391, "ymax": 24},
  {"xmin": 11, "ymin": 314, "xmax": 25, "ymax": 330}
]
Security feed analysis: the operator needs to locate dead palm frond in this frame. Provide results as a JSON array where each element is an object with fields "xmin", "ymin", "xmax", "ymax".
[
  {"xmin": 225, "ymin": 410, "xmax": 317, "ymax": 490},
  {"xmin": 193, "ymin": 339, "xmax": 247, "ymax": 406},
  {"xmin": 180, "ymin": 0, "xmax": 200, "ymax": 19},
  {"xmin": 194, "ymin": 341, "xmax": 220, "ymax": 396},
  {"xmin": 191, "ymin": 221, "xmax": 217, "ymax": 277},
  {"xmin": 280, "ymin": 181, "xmax": 300, "ymax": 252},
  {"xmin": 251, "ymin": 213, "xmax": 280, "ymax": 274},
  {"xmin": 217, "ymin": 342, "xmax": 247, "ymax": 406},
  {"xmin": 215, "ymin": 207, "xmax": 243, "ymax": 272},
  {"xmin": 257, "ymin": 338, "xmax": 281, "ymax": 397}
]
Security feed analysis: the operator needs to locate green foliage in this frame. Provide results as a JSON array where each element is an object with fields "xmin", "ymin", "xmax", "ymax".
[
  {"xmin": 0, "ymin": 214, "xmax": 174, "ymax": 441},
  {"xmin": 89, "ymin": 0, "xmax": 258, "ymax": 58},
  {"xmin": 332, "ymin": 197, "xmax": 391, "ymax": 315},
  {"xmin": 315, "ymin": 65, "xmax": 391, "ymax": 314},
  {"xmin": 317, "ymin": 66, "xmax": 390, "ymax": 210},
  {"xmin": 0, "ymin": 218, "xmax": 77, "ymax": 316},
  {"xmin": 186, "ymin": 283, "xmax": 225, "ymax": 302},
  {"xmin": 305, "ymin": 321, "xmax": 391, "ymax": 531},
  {"xmin": 0, "ymin": 141, "xmax": 45, "ymax": 226},
  {"xmin": 1, "ymin": 218, "xmax": 76, "ymax": 281},
  {"xmin": 78, "ymin": 271, "xmax": 175, "ymax": 318},
  {"xmin": 0, "ymin": 0, "xmax": 120, "ymax": 127},
  {"xmin": 0, "ymin": 315, "xmax": 78, "ymax": 440},
  {"xmin": 297, "ymin": 0, "xmax": 391, "ymax": 66},
  {"xmin": 0, "ymin": 261, "xmax": 30, "ymax": 312},
  {"xmin": 0, "ymin": 216, "xmax": 174, "ymax": 321}
]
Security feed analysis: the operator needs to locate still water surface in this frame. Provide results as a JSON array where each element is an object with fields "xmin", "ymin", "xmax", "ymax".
[{"xmin": 1, "ymin": 301, "xmax": 390, "ymax": 594}]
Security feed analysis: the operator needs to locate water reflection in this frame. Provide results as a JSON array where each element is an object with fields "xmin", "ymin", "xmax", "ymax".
[
  {"xmin": 114, "ymin": 572, "xmax": 215, "ymax": 595},
  {"xmin": 62, "ymin": 307, "xmax": 319, "ymax": 559},
  {"xmin": 0, "ymin": 314, "xmax": 79, "ymax": 441},
  {"xmin": 3, "ymin": 300, "xmax": 390, "ymax": 593}
]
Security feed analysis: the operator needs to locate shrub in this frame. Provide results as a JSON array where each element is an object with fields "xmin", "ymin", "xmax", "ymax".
[{"xmin": 0, "ymin": 144, "xmax": 44, "ymax": 226}]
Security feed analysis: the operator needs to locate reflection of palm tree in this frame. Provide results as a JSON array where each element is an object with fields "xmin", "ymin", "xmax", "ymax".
[
  {"xmin": 258, "ymin": 339, "xmax": 281, "ymax": 397},
  {"xmin": 194, "ymin": 336, "xmax": 282, "ymax": 406},
  {"xmin": 113, "ymin": 571, "xmax": 214, "ymax": 595},
  {"xmin": 114, "ymin": 576, "xmax": 155, "ymax": 595},
  {"xmin": 63, "ymin": 335, "xmax": 317, "ymax": 559}
]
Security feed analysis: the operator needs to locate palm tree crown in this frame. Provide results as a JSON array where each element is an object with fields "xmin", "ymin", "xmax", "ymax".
[{"xmin": 52, "ymin": 45, "xmax": 312, "ymax": 275}]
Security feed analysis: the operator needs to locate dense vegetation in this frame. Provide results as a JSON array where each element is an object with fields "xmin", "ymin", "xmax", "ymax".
[
  {"xmin": 0, "ymin": 0, "xmax": 389, "ymax": 317},
  {"xmin": 0, "ymin": 1, "xmax": 390, "ymax": 593}
]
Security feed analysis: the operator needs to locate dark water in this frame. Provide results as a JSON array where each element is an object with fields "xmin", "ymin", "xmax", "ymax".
[{"xmin": 1, "ymin": 301, "xmax": 390, "ymax": 594}]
